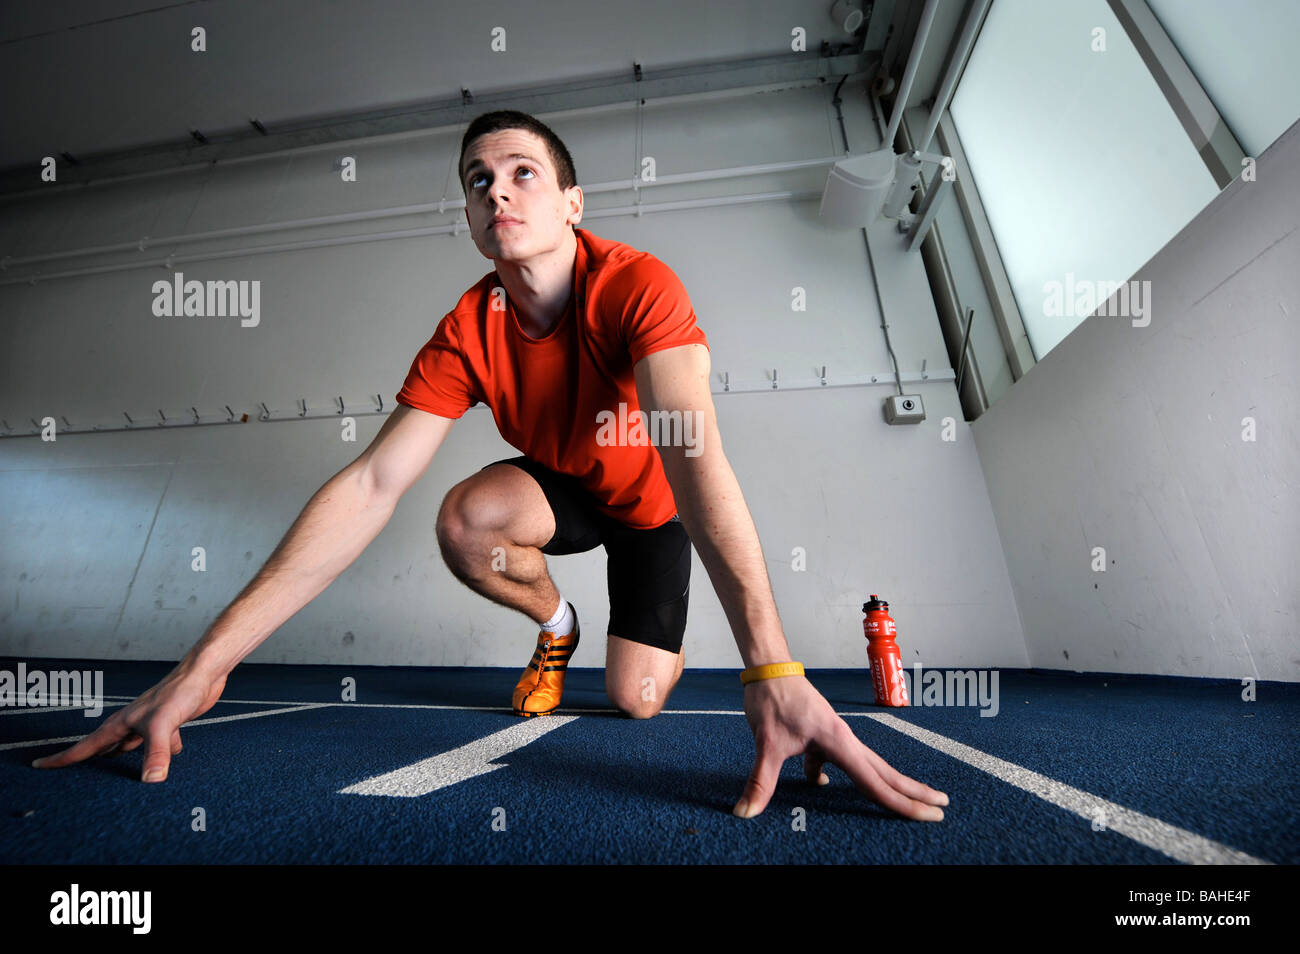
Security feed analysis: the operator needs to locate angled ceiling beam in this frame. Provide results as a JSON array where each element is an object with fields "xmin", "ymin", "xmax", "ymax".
[{"xmin": 0, "ymin": 49, "xmax": 876, "ymax": 198}]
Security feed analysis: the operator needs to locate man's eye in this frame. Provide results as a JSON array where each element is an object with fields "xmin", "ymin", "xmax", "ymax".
[{"xmin": 469, "ymin": 168, "xmax": 531, "ymax": 189}]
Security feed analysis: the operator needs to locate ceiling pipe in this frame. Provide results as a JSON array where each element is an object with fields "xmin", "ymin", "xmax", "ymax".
[
  {"xmin": 1, "ymin": 155, "xmax": 844, "ymax": 273},
  {"xmin": 0, "ymin": 51, "xmax": 875, "ymax": 199},
  {"xmin": 917, "ymin": 0, "xmax": 992, "ymax": 154},
  {"xmin": 882, "ymin": 0, "xmax": 941, "ymax": 150},
  {"xmin": 0, "ymin": 188, "xmax": 824, "ymax": 287}
]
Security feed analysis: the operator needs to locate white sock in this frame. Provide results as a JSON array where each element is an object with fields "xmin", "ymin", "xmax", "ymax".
[{"xmin": 541, "ymin": 597, "xmax": 575, "ymax": 636}]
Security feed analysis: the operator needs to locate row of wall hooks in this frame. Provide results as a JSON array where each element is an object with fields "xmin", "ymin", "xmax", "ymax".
[
  {"xmin": 2, "ymin": 394, "xmax": 388, "ymax": 437},
  {"xmin": 2, "ymin": 367, "xmax": 951, "ymax": 438}
]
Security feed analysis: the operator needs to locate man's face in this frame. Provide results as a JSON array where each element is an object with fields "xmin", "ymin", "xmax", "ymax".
[{"xmin": 461, "ymin": 128, "xmax": 582, "ymax": 263}]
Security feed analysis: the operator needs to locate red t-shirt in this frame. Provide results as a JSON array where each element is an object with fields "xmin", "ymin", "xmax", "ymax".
[{"xmin": 395, "ymin": 227, "xmax": 709, "ymax": 529}]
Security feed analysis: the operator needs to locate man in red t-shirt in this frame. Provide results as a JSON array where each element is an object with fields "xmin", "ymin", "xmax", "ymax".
[
  {"xmin": 395, "ymin": 218, "xmax": 707, "ymax": 721},
  {"xmin": 393, "ymin": 109, "xmax": 946, "ymax": 821},
  {"xmin": 34, "ymin": 110, "xmax": 947, "ymax": 824}
]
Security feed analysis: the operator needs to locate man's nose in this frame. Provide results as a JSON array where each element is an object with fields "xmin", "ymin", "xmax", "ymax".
[{"xmin": 488, "ymin": 180, "xmax": 511, "ymax": 209}]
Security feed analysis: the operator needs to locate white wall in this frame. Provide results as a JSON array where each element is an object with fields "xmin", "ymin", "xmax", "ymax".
[
  {"xmin": 970, "ymin": 120, "xmax": 1300, "ymax": 681},
  {"xmin": 0, "ymin": 83, "xmax": 1026, "ymax": 671}
]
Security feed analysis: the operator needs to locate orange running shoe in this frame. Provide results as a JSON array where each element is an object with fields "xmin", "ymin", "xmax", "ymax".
[{"xmin": 512, "ymin": 604, "xmax": 580, "ymax": 717}]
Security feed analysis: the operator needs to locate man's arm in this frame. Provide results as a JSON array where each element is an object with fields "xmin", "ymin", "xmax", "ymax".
[
  {"xmin": 33, "ymin": 404, "xmax": 454, "ymax": 781},
  {"xmin": 634, "ymin": 344, "xmax": 948, "ymax": 821},
  {"xmin": 632, "ymin": 348, "xmax": 789, "ymax": 670},
  {"xmin": 184, "ymin": 404, "xmax": 455, "ymax": 678}
]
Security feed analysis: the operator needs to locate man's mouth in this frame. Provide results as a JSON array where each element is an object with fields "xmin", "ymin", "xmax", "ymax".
[{"xmin": 491, "ymin": 217, "xmax": 521, "ymax": 230}]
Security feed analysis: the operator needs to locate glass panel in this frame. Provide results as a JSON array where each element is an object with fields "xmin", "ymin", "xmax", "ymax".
[
  {"xmin": 1148, "ymin": 0, "xmax": 1300, "ymax": 157},
  {"xmin": 950, "ymin": 0, "xmax": 1219, "ymax": 360}
]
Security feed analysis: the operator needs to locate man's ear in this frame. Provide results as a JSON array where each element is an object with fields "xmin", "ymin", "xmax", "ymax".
[{"xmin": 567, "ymin": 185, "xmax": 583, "ymax": 226}]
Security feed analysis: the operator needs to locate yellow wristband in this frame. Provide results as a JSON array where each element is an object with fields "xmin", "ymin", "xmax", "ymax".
[{"xmin": 740, "ymin": 662, "xmax": 805, "ymax": 685}]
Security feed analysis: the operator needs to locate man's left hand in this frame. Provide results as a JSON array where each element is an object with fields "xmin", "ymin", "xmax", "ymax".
[{"xmin": 735, "ymin": 675, "xmax": 949, "ymax": 822}]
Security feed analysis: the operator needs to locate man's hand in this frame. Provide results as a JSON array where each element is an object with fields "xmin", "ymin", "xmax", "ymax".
[
  {"xmin": 633, "ymin": 346, "xmax": 948, "ymax": 821},
  {"xmin": 30, "ymin": 664, "xmax": 227, "ymax": 783},
  {"xmin": 735, "ymin": 675, "xmax": 949, "ymax": 822}
]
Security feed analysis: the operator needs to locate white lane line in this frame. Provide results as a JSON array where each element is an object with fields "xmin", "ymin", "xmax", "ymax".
[
  {"xmin": 4, "ymin": 703, "xmax": 328, "ymax": 752},
  {"xmin": 97, "ymin": 696, "xmax": 623, "ymax": 713},
  {"xmin": 91, "ymin": 695, "xmax": 710, "ymax": 713},
  {"xmin": 863, "ymin": 711, "xmax": 1272, "ymax": 866},
  {"xmin": 339, "ymin": 715, "xmax": 579, "ymax": 797},
  {"xmin": 0, "ymin": 703, "xmax": 129, "ymax": 716}
]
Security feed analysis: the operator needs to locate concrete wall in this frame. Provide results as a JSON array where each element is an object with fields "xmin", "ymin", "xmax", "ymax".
[
  {"xmin": 0, "ymin": 82, "xmax": 1026, "ymax": 671},
  {"xmin": 970, "ymin": 120, "xmax": 1300, "ymax": 681}
]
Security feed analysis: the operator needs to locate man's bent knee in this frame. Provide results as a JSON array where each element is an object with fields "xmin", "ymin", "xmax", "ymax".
[
  {"xmin": 436, "ymin": 471, "xmax": 538, "ymax": 578},
  {"xmin": 606, "ymin": 670, "xmax": 678, "ymax": 719},
  {"xmin": 609, "ymin": 690, "xmax": 665, "ymax": 720},
  {"xmin": 436, "ymin": 468, "xmax": 552, "ymax": 573},
  {"xmin": 435, "ymin": 489, "xmax": 489, "ymax": 580}
]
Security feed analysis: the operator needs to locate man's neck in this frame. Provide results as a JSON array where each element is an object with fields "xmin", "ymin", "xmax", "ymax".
[{"xmin": 496, "ymin": 227, "xmax": 578, "ymax": 338}]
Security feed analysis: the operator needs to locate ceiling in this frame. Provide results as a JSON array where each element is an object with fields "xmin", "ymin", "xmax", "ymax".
[{"xmin": 0, "ymin": 0, "xmax": 960, "ymax": 192}]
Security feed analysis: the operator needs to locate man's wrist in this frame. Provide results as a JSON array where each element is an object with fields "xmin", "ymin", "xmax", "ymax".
[
  {"xmin": 740, "ymin": 661, "xmax": 804, "ymax": 685},
  {"xmin": 740, "ymin": 639, "xmax": 794, "ymax": 669},
  {"xmin": 179, "ymin": 642, "xmax": 233, "ymax": 682}
]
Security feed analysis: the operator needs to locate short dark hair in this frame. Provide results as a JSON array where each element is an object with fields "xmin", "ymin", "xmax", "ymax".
[{"xmin": 458, "ymin": 110, "xmax": 577, "ymax": 194}]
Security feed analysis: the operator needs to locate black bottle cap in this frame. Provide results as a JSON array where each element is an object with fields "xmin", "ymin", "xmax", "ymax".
[{"xmin": 863, "ymin": 595, "xmax": 889, "ymax": 613}]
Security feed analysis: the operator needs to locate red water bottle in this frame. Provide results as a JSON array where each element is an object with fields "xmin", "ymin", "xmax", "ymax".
[{"xmin": 864, "ymin": 595, "xmax": 909, "ymax": 707}]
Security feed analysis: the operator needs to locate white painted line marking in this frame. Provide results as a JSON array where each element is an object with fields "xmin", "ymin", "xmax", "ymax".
[
  {"xmin": 0, "ymin": 703, "xmax": 129, "ymax": 716},
  {"xmin": 97, "ymin": 696, "xmax": 622, "ymax": 713},
  {"xmin": 89, "ymin": 695, "xmax": 728, "ymax": 714},
  {"xmin": 864, "ymin": 711, "xmax": 1272, "ymax": 865},
  {"xmin": 4, "ymin": 703, "xmax": 328, "ymax": 751},
  {"xmin": 339, "ymin": 715, "xmax": 578, "ymax": 797}
]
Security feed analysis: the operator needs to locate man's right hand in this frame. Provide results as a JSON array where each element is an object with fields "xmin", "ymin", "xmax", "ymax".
[{"xmin": 31, "ymin": 664, "xmax": 228, "ymax": 783}]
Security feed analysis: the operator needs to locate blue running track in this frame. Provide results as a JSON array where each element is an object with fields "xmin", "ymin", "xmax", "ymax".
[{"xmin": 2, "ymin": 657, "xmax": 1295, "ymax": 865}]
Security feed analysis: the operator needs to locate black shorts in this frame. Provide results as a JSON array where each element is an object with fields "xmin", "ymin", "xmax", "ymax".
[{"xmin": 481, "ymin": 456, "xmax": 691, "ymax": 653}]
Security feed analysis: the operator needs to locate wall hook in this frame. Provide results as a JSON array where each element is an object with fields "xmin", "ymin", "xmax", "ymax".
[
  {"xmin": 374, "ymin": 393, "xmax": 384, "ymax": 412},
  {"xmin": 259, "ymin": 402, "xmax": 270, "ymax": 421},
  {"xmin": 61, "ymin": 415, "xmax": 71, "ymax": 427},
  {"xmin": 123, "ymin": 411, "xmax": 134, "ymax": 425},
  {"xmin": 298, "ymin": 398, "xmax": 307, "ymax": 417},
  {"xmin": 771, "ymin": 368, "xmax": 779, "ymax": 389},
  {"xmin": 336, "ymin": 396, "xmax": 345, "ymax": 414},
  {"xmin": 225, "ymin": 405, "xmax": 235, "ymax": 422},
  {"xmin": 921, "ymin": 358, "xmax": 928, "ymax": 380},
  {"xmin": 191, "ymin": 407, "xmax": 200, "ymax": 423},
  {"xmin": 820, "ymin": 365, "xmax": 827, "ymax": 386},
  {"xmin": 722, "ymin": 371, "xmax": 730, "ymax": 392},
  {"xmin": 157, "ymin": 409, "xmax": 167, "ymax": 424}
]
